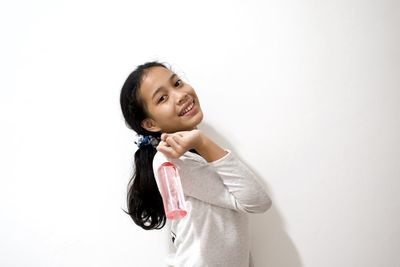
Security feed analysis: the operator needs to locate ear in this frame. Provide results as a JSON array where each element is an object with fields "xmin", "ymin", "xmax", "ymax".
[{"xmin": 141, "ymin": 118, "xmax": 161, "ymax": 132}]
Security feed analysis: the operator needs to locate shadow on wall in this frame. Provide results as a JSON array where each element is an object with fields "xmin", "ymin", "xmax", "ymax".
[{"xmin": 199, "ymin": 122, "xmax": 303, "ymax": 267}]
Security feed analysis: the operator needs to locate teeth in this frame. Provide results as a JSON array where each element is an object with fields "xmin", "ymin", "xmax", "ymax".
[{"xmin": 181, "ymin": 101, "xmax": 194, "ymax": 115}]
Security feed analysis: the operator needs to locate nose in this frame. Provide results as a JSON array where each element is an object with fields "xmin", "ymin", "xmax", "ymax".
[{"xmin": 176, "ymin": 91, "xmax": 189, "ymax": 105}]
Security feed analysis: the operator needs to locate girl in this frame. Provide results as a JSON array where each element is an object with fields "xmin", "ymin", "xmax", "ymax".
[{"xmin": 120, "ymin": 61, "xmax": 272, "ymax": 267}]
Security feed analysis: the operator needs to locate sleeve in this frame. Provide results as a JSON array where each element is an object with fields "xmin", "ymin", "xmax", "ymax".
[{"xmin": 178, "ymin": 149, "xmax": 272, "ymax": 213}]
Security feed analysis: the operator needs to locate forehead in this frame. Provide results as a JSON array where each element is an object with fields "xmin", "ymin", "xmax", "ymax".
[{"xmin": 139, "ymin": 67, "xmax": 173, "ymax": 101}]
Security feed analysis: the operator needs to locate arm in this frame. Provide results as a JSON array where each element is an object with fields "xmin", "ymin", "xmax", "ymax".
[
  {"xmin": 157, "ymin": 130, "xmax": 272, "ymax": 213},
  {"xmin": 175, "ymin": 148, "xmax": 271, "ymax": 213},
  {"xmin": 206, "ymin": 148, "xmax": 272, "ymax": 213},
  {"xmin": 192, "ymin": 133, "xmax": 228, "ymax": 162},
  {"xmin": 192, "ymin": 132, "xmax": 272, "ymax": 213},
  {"xmin": 156, "ymin": 129, "xmax": 227, "ymax": 162}
]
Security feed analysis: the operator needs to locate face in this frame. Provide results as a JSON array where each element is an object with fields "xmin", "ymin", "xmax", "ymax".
[{"xmin": 138, "ymin": 66, "xmax": 203, "ymax": 133}]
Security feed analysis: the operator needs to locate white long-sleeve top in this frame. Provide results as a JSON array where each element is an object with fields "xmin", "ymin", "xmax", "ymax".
[{"xmin": 152, "ymin": 148, "xmax": 272, "ymax": 267}]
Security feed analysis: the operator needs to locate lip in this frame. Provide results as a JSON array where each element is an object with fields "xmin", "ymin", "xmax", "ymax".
[
  {"xmin": 179, "ymin": 99, "xmax": 195, "ymax": 116},
  {"xmin": 181, "ymin": 103, "xmax": 198, "ymax": 117}
]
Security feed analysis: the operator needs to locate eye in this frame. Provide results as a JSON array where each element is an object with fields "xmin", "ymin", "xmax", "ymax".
[
  {"xmin": 175, "ymin": 79, "xmax": 183, "ymax": 87},
  {"xmin": 158, "ymin": 95, "xmax": 167, "ymax": 103}
]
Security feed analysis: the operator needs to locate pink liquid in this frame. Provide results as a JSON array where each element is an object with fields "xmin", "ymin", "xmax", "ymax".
[{"xmin": 157, "ymin": 162, "xmax": 187, "ymax": 220}]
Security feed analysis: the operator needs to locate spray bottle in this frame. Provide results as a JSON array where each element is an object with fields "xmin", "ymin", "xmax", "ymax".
[{"xmin": 153, "ymin": 152, "xmax": 187, "ymax": 220}]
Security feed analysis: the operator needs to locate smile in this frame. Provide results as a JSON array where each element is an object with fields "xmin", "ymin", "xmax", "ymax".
[{"xmin": 179, "ymin": 100, "xmax": 195, "ymax": 116}]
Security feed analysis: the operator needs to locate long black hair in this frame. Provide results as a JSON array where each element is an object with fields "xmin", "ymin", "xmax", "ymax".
[{"xmin": 120, "ymin": 61, "xmax": 169, "ymax": 230}]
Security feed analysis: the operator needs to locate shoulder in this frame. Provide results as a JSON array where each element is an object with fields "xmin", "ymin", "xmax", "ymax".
[
  {"xmin": 152, "ymin": 150, "xmax": 205, "ymax": 170},
  {"xmin": 173, "ymin": 150, "xmax": 208, "ymax": 165}
]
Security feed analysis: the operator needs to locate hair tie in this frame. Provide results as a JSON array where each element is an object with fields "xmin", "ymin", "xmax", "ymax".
[{"xmin": 134, "ymin": 134, "xmax": 160, "ymax": 148}]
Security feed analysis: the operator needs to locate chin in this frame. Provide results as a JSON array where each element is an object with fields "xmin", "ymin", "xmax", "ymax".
[
  {"xmin": 184, "ymin": 111, "xmax": 203, "ymax": 131},
  {"xmin": 194, "ymin": 110, "xmax": 204, "ymax": 125}
]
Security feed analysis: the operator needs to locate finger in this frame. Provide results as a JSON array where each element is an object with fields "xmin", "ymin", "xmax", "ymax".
[
  {"xmin": 157, "ymin": 140, "xmax": 170, "ymax": 148},
  {"xmin": 165, "ymin": 135, "xmax": 184, "ymax": 152},
  {"xmin": 157, "ymin": 140, "xmax": 171, "ymax": 151},
  {"xmin": 156, "ymin": 146, "xmax": 174, "ymax": 157},
  {"xmin": 172, "ymin": 131, "xmax": 186, "ymax": 138},
  {"xmin": 156, "ymin": 143, "xmax": 179, "ymax": 158},
  {"xmin": 172, "ymin": 133, "xmax": 191, "ymax": 149},
  {"xmin": 169, "ymin": 134, "xmax": 184, "ymax": 145}
]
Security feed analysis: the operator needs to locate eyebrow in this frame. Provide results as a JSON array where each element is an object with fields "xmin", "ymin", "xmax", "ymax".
[{"xmin": 151, "ymin": 73, "xmax": 178, "ymax": 101}]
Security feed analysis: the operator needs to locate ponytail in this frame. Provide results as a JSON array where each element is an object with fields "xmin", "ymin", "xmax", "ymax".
[
  {"xmin": 119, "ymin": 60, "xmax": 170, "ymax": 230},
  {"xmin": 124, "ymin": 144, "xmax": 166, "ymax": 230}
]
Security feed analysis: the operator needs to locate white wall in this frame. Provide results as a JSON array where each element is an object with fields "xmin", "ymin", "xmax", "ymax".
[{"xmin": 1, "ymin": 0, "xmax": 399, "ymax": 266}]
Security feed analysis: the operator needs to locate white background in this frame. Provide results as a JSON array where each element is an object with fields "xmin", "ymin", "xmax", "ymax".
[{"xmin": 1, "ymin": 0, "xmax": 399, "ymax": 266}]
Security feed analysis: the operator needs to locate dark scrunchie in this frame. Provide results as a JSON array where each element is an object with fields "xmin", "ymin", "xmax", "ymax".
[{"xmin": 134, "ymin": 134, "xmax": 161, "ymax": 149}]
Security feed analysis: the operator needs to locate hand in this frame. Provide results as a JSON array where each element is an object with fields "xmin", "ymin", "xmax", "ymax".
[{"xmin": 156, "ymin": 129, "xmax": 203, "ymax": 159}]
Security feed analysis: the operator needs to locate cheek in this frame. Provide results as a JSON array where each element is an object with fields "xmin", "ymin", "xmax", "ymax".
[
  {"xmin": 159, "ymin": 104, "xmax": 177, "ymax": 117},
  {"xmin": 189, "ymin": 87, "xmax": 199, "ymax": 99}
]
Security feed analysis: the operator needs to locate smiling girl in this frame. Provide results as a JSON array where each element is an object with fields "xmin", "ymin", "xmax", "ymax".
[{"xmin": 120, "ymin": 61, "xmax": 272, "ymax": 267}]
